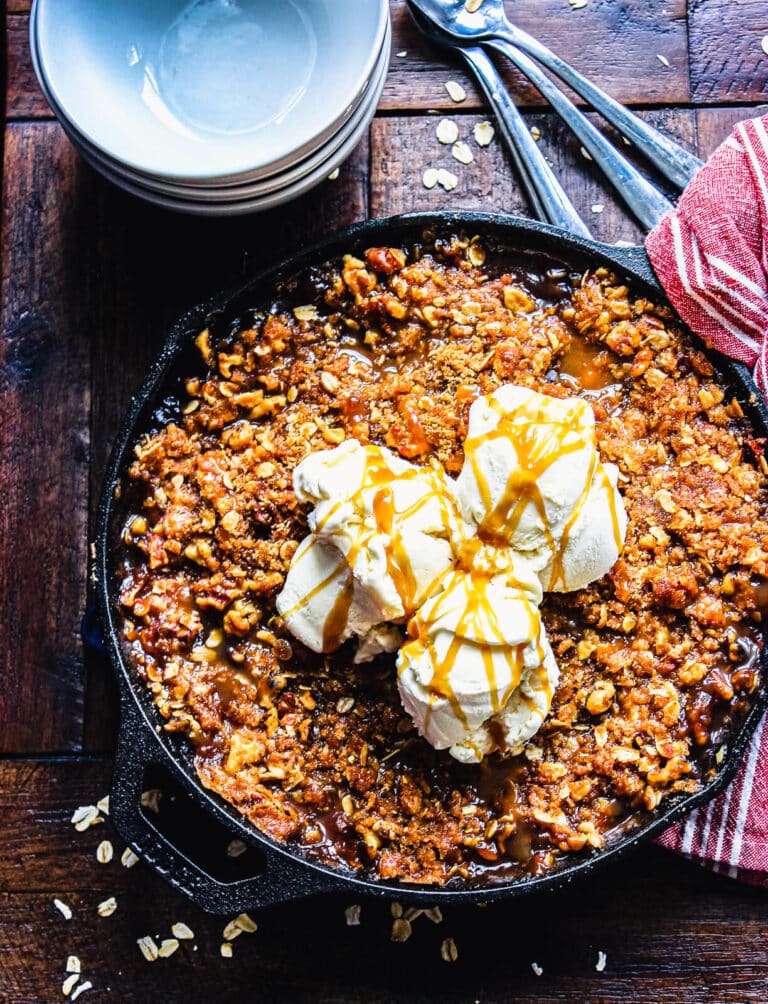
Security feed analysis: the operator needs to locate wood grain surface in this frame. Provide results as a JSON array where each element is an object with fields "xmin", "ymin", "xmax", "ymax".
[
  {"xmin": 2, "ymin": 0, "xmax": 768, "ymax": 1000},
  {"xmin": 3, "ymin": 759, "xmax": 768, "ymax": 1004}
]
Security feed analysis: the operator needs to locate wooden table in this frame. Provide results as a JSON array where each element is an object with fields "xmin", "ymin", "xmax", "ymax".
[{"xmin": 3, "ymin": 2, "xmax": 768, "ymax": 1000}]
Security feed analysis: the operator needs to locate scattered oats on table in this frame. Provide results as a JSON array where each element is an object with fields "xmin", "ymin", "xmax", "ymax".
[
  {"xmin": 158, "ymin": 939, "xmax": 180, "ymax": 959},
  {"xmin": 70, "ymin": 982, "xmax": 93, "ymax": 1002},
  {"xmin": 529, "ymin": 125, "xmax": 541, "ymax": 142},
  {"xmin": 441, "ymin": 937, "xmax": 458, "ymax": 962},
  {"xmin": 531, "ymin": 962, "xmax": 544, "ymax": 976},
  {"xmin": 580, "ymin": 145, "xmax": 593, "ymax": 160},
  {"xmin": 172, "ymin": 922, "xmax": 195, "ymax": 940},
  {"xmin": 62, "ymin": 974, "xmax": 79, "ymax": 996},
  {"xmin": 96, "ymin": 896, "xmax": 117, "ymax": 918},
  {"xmin": 465, "ymin": 0, "xmax": 484, "ymax": 11},
  {"xmin": 66, "ymin": 956, "xmax": 81, "ymax": 974},
  {"xmin": 96, "ymin": 840, "xmax": 113, "ymax": 864},
  {"xmin": 120, "ymin": 847, "xmax": 139, "ymax": 869},
  {"xmin": 235, "ymin": 912, "xmax": 258, "ymax": 934},
  {"xmin": 422, "ymin": 167, "xmax": 440, "ymax": 190},
  {"xmin": 437, "ymin": 167, "xmax": 458, "ymax": 191},
  {"xmin": 345, "ymin": 904, "xmax": 362, "ymax": 926},
  {"xmin": 445, "ymin": 80, "xmax": 466, "ymax": 103},
  {"xmin": 591, "ymin": 204, "xmax": 605, "ymax": 214},
  {"xmin": 596, "ymin": 950, "xmax": 608, "ymax": 972},
  {"xmin": 71, "ymin": 805, "xmax": 101, "ymax": 832},
  {"xmin": 451, "ymin": 140, "xmax": 474, "ymax": 165},
  {"xmin": 425, "ymin": 906, "xmax": 443, "ymax": 924},
  {"xmin": 223, "ymin": 919, "xmax": 244, "ymax": 941},
  {"xmin": 96, "ymin": 795, "xmax": 110, "ymax": 815},
  {"xmin": 391, "ymin": 918, "xmax": 412, "ymax": 942},
  {"xmin": 656, "ymin": 53, "xmax": 670, "ymax": 67},
  {"xmin": 54, "ymin": 898, "xmax": 72, "ymax": 920},
  {"xmin": 474, "ymin": 121, "xmax": 495, "ymax": 147},
  {"xmin": 569, "ymin": 0, "xmax": 588, "ymax": 8},
  {"xmin": 327, "ymin": 168, "xmax": 340, "ymax": 181},
  {"xmin": 220, "ymin": 943, "xmax": 234, "ymax": 959},
  {"xmin": 137, "ymin": 936, "xmax": 159, "ymax": 963},
  {"xmin": 397, "ymin": 50, "xmax": 407, "ymax": 57},
  {"xmin": 436, "ymin": 118, "xmax": 459, "ymax": 145}
]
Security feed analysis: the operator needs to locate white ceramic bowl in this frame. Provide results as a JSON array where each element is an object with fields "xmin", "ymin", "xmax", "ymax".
[
  {"xmin": 48, "ymin": 28, "xmax": 389, "ymax": 216},
  {"xmin": 32, "ymin": 18, "xmax": 389, "ymax": 204},
  {"xmin": 34, "ymin": 0, "xmax": 389, "ymax": 184}
]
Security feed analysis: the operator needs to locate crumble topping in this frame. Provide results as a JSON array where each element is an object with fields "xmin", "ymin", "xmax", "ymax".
[{"xmin": 116, "ymin": 233, "xmax": 766, "ymax": 886}]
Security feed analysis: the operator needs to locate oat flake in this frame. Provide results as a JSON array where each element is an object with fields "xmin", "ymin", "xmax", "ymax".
[
  {"xmin": 437, "ymin": 168, "xmax": 459, "ymax": 191},
  {"xmin": 445, "ymin": 81, "xmax": 466, "ymax": 103},
  {"xmin": 474, "ymin": 121, "xmax": 495, "ymax": 147},
  {"xmin": 451, "ymin": 141, "xmax": 474, "ymax": 165},
  {"xmin": 96, "ymin": 897, "xmax": 117, "ymax": 918},
  {"xmin": 436, "ymin": 118, "xmax": 459, "ymax": 145},
  {"xmin": 62, "ymin": 974, "xmax": 79, "ymax": 996},
  {"xmin": 96, "ymin": 840, "xmax": 113, "ymax": 865}
]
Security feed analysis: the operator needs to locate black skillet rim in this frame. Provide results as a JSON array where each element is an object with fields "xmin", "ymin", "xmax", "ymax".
[{"xmin": 95, "ymin": 211, "xmax": 768, "ymax": 906}]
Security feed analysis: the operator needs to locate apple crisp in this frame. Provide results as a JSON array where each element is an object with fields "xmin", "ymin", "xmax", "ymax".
[{"xmin": 116, "ymin": 233, "xmax": 766, "ymax": 885}]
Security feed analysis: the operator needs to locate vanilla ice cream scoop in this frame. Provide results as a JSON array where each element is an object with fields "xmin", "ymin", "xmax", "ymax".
[
  {"xmin": 276, "ymin": 440, "xmax": 463, "ymax": 655},
  {"xmin": 396, "ymin": 544, "xmax": 558, "ymax": 763},
  {"xmin": 455, "ymin": 385, "xmax": 627, "ymax": 592},
  {"xmin": 277, "ymin": 384, "xmax": 628, "ymax": 763}
]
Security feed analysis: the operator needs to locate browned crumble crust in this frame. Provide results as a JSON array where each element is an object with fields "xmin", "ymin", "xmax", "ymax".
[{"xmin": 117, "ymin": 234, "xmax": 767, "ymax": 886}]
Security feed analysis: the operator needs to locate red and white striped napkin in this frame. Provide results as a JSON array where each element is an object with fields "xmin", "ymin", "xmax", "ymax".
[{"xmin": 646, "ymin": 113, "xmax": 768, "ymax": 888}]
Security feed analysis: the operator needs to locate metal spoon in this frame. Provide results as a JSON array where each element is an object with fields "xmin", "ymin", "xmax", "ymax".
[
  {"xmin": 459, "ymin": 46, "xmax": 592, "ymax": 238},
  {"xmin": 408, "ymin": 0, "xmax": 703, "ymax": 190},
  {"xmin": 408, "ymin": 0, "xmax": 675, "ymax": 230},
  {"xmin": 413, "ymin": 2, "xmax": 591, "ymax": 236}
]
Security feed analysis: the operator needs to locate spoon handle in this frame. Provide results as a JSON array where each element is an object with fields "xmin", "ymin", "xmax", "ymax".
[
  {"xmin": 495, "ymin": 24, "xmax": 703, "ymax": 190},
  {"xmin": 460, "ymin": 47, "xmax": 592, "ymax": 239},
  {"xmin": 488, "ymin": 38, "xmax": 674, "ymax": 231}
]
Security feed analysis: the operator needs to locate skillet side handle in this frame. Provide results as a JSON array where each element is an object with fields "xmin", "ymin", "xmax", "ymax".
[
  {"xmin": 110, "ymin": 695, "xmax": 345, "ymax": 914},
  {"xmin": 604, "ymin": 243, "xmax": 662, "ymax": 291}
]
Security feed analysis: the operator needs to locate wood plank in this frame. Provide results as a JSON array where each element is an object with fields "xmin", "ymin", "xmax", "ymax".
[
  {"xmin": 689, "ymin": 0, "xmax": 768, "ymax": 104},
  {"xmin": 6, "ymin": 14, "xmax": 46, "ymax": 120},
  {"xmin": 0, "ymin": 124, "xmax": 92, "ymax": 753},
  {"xmin": 695, "ymin": 105, "xmax": 767, "ymax": 158},
  {"xmin": 382, "ymin": 0, "xmax": 690, "ymax": 111},
  {"xmin": 8, "ymin": 0, "xmax": 691, "ymax": 122},
  {"xmin": 82, "ymin": 133, "xmax": 369, "ymax": 751},
  {"xmin": 2, "ymin": 758, "xmax": 768, "ymax": 1004},
  {"xmin": 370, "ymin": 108, "xmax": 697, "ymax": 246}
]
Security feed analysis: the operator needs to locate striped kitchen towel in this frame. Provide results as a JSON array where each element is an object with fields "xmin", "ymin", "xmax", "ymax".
[{"xmin": 646, "ymin": 113, "xmax": 768, "ymax": 887}]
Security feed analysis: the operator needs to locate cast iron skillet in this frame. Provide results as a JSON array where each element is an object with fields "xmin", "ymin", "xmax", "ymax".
[{"xmin": 95, "ymin": 211, "xmax": 768, "ymax": 914}]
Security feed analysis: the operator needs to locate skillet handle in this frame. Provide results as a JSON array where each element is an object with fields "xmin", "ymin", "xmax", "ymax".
[{"xmin": 110, "ymin": 693, "xmax": 345, "ymax": 914}]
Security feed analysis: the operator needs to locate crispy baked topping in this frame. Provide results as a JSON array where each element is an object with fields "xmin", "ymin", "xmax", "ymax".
[{"xmin": 116, "ymin": 234, "xmax": 766, "ymax": 887}]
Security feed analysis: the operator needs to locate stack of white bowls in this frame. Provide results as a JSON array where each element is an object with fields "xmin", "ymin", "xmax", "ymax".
[{"xmin": 30, "ymin": 0, "xmax": 390, "ymax": 216}]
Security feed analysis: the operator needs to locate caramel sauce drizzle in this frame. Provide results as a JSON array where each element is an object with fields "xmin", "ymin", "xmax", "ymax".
[
  {"xmin": 464, "ymin": 394, "xmax": 623, "ymax": 590},
  {"xmin": 286, "ymin": 447, "xmax": 460, "ymax": 651},
  {"xmin": 401, "ymin": 564, "xmax": 542, "ymax": 737},
  {"xmin": 284, "ymin": 389, "xmax": 624, "ymax": 746}
]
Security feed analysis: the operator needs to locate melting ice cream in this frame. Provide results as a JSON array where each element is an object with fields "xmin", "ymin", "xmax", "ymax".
[{"xmin": 276, "ymin": 385, "xmax": 627, "ymax": 761}]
